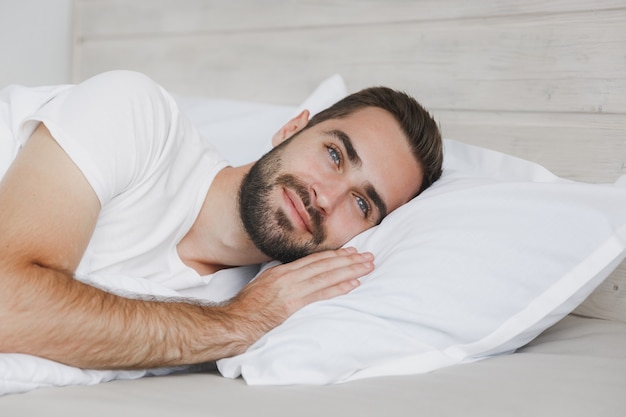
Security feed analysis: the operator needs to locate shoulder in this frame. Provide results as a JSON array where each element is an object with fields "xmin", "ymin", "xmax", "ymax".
[
  {"xmin": 78, "ymin": 71, "xmax": 171, "ymax": 108},
  {"xmin": 85, "ymin": 70, "xmax": 162, "ymax": 91},
  {"xmin": 66, "ymin": 71, "xmax": 180, "ymax": 145}
]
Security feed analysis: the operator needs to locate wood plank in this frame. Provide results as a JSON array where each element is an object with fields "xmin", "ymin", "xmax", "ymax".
[
  {"xmin": 436, "ymin": 111, "xmax": 626, "ymax": 183},
  {"xmin": 74, "ymin": 9, "xmax": 626, "ymax": 114},
  {"xmin": 75, "ymin": 0, "xmax": 626, "ymax": 36},
  {"xmin": 575, "ymin": 262, "xmax": 626, "ymax": 322}
]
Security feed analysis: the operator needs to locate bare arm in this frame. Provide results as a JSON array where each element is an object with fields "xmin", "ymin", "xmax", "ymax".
[{"xmin": 0, "ymin": 125, "xmax": 372, "ymax": 369}]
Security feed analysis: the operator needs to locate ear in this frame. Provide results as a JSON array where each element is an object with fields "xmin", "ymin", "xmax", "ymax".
[{"xmin": 271, "ymin": 110, "xmax": 310, "ymax": 147}]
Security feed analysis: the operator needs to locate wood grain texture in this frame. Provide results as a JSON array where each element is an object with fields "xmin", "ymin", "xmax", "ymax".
[
  {"xmin": 72, "ymin": 0, "xmax": 626, "ymax": 322},
  {"xmin": 574, "ymin": 262, "xmax": 626, "ymax": 320},
  {"xmin": 437, "ymin": 111, "xmax": 626, "ymax": 183},
  {"xmin": 76, "ymin": 0, "xmax": 626, "ymax": 36},
  {"xmin": 74, "ymin": 8, "xmax": 626, "ymax": 113}
]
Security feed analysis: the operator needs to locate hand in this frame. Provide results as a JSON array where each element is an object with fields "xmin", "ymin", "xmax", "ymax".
[{"xmin": 224, "ymin": 247, "xmax": 374, "ymax": 348}]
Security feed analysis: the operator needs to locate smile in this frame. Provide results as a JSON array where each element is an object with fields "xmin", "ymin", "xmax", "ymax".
[{"xmin": 282, "ymin": 187, "xmax": 313, "ymax": 234}]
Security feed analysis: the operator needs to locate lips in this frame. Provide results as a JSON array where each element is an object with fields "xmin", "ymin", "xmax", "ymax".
[{"xmin": 283, "ymin": 187, "xmax": 313, "ymax": 234}]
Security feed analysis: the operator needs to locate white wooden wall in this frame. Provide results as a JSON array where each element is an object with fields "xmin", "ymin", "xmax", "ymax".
[{"xmin": 72, "ymin": 0, "xmax": 626, "ymax": 321}]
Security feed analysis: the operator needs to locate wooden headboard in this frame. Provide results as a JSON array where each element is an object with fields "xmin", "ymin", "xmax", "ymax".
[{"xmin": 72, "ymin": 0, "xmax": 626, "ymax": 321}]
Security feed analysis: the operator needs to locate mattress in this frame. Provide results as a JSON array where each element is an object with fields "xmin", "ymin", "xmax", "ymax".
[{"xmin": 2, "ymin": 315, "xmax": 624, "ymax": 417}]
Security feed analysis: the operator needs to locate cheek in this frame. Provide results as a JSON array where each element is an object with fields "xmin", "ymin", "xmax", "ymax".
[
  {"xmin": 281, "ymin": 159, "xmax": 321, "ymax": 187},
  {"xmin": 324, "ymin": 208, "xmax": 370, "ymax": 245}
]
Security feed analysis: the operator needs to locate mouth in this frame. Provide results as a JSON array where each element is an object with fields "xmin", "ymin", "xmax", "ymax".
[{"xmin": 282, "ymin": 186, "xmax": 313, "ymax": 234}]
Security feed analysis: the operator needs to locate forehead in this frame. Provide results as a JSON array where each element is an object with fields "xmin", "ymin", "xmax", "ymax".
[{"xmin": 314, "ymin": 107, "xmax": 423, "ymax": 212}]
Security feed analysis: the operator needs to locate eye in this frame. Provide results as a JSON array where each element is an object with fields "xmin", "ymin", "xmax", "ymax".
[
  {"xmin": 355, "ymin": 195, "xmax": 371, "ymax": 217},
  {"xmin": 326, "ymin": 145, "xmax": 342, "ymax": 167}
]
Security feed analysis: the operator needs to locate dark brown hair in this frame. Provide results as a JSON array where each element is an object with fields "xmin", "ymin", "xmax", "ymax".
[{"xmin": 307, "ymin": 87, "xmax": 443, "ymax": 195}]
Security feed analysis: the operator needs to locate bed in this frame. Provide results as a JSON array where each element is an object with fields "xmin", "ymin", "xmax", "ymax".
[{"xmin": 1, "ymin": 0, "xmax": 625, "ymax": 415}]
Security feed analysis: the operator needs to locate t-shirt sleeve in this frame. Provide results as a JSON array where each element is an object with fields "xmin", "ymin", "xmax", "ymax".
[{"xmin": 28, "ymin": 70, "xmax": 180, "ymax": 205}]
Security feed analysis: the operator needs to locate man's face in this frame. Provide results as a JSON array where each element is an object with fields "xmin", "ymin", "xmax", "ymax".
[{"xmin": 239, "ymin": 107, "xmax": 423, "ymax": 263}]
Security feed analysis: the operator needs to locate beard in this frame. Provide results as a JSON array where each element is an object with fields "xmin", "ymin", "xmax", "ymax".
[{"xmin": 238, "ymin": 141, "xmax": 329, "ymax": 263}]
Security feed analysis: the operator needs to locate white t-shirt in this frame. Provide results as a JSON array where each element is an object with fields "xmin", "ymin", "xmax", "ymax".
[{"xmin": 1, "ymin": 71, "xmax": 238, "ymax": 295}]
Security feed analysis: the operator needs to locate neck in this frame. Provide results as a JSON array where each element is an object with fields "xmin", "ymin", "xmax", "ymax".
[{"xmin": 176, "ymin": 164, "xmax": 271, "ymax": 275}]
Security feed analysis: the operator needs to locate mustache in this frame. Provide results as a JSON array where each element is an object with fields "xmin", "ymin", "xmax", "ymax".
[{"xmin": 275, "ymin": 174, "xmax": 325, "ymax": 244}]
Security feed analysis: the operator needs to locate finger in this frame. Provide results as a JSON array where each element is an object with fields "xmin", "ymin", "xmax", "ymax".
[
  {"xmin": 298, "ymin": 261, "xmax": 374, "ymax": 305},
  {"xmin": 285, "ymin": 253, "xmax": 374, "ymax": 298},
  {"xmin": 296, "ymin": 251, "xmax": 374, "ymax": 281}
]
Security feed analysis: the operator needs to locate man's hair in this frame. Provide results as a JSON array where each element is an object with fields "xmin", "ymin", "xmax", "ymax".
[{"xmin": 307, "ymin": 87, "xmax": 443, "ymax": 195}]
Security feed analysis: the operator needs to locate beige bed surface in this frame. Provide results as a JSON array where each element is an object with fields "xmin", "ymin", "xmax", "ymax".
[{"xmin": 2, "ymin": 315, "xmax": 624, "ymax": 417}]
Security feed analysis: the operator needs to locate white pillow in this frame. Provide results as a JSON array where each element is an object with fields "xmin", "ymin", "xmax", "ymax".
[{"xmin": 217, "ymin": 139, "xmax": 626, "ymax": 385}]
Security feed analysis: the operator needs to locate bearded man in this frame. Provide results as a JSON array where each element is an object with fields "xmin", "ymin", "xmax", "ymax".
[{"xmin": 0, "ymin": 71, "xmax": 442, "ymax": 369}]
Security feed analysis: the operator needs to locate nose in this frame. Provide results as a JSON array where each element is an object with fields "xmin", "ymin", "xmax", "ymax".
[{"xmin": 310, "ymin": 178, "xmax": 347, "ymax": 216}]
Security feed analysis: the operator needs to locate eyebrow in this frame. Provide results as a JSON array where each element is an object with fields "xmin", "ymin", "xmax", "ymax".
[{"xmin": 325, "ymin": 129, "xmax": 388, "ymax": 223}]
